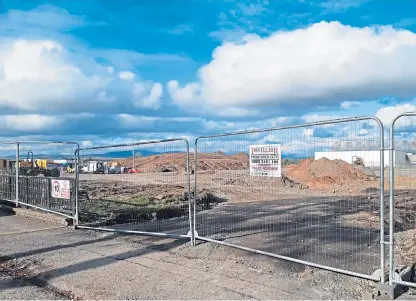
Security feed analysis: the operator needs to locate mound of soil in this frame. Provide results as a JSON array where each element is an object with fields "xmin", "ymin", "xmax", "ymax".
[
  {"xmin": 285, "ymin": 157, "xmax": 374, "ymax": 188},
  {"xmin": 114, "ymin": 152, "xmax": 249, "ymax": 174}
]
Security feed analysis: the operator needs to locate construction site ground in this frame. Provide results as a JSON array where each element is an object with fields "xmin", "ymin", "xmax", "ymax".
[
  {"xmin": 2, "ymin": 156, "xmax": 416, "ymax": 299},
  {"xmin": 76, "ymin": 157, "xmax": 416, "ymax": 275},
  {"xmin": 0, "ymin": 209, "xmax": 389, "ymax": 300}
]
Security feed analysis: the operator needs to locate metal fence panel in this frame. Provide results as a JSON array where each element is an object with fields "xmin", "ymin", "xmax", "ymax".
[
  {"xmin": 194, "ymin": 117, "xmax": 385, "ymax": 281},
  {"xmin": 16, "ymin": 141, "xmax": 79, "ymax": 218},
  {"xmin": 0, "ymin": 142, "xmax": 17, "ymax": 204},
  {"xmin": 76, "ymin": 138, "xmax": 192, "ymax": 240},
  {"xmin": 389, "ymin": 112, "xmax": 416, "ymax": 288}
]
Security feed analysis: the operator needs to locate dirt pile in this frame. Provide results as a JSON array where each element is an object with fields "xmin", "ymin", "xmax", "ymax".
[
  {"xmin": 285, "ymin": 157, "xmax": 374, "ymax": 188},
  {"xmin": 115, "ymin": 152, "xmax": 249, "ymax": 173}
]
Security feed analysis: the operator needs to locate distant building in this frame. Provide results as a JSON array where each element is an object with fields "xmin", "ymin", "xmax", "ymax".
[{"xmin": 314, "ymin": 150, "xmax": 414, "ymax": 167}]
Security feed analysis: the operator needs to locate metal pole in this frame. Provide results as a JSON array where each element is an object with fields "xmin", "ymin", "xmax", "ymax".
[
  {"xmin": 378, "ymin": 119, "xmax": 386, "ymax": 284},
  {"xmin": 389, "ymin": 130, "xmax": 395, "ymax": 286},
  {"xmin": 15, "ymin": 142, "xmax": 19, "ymax": 207},
  {"xmin": 185, "ymin": 140, "xmax": 194, "ymax": 245},
  {"xmin": 76, "ymin": 225, "xmax": 191, "ymax": 239},
  {"xmin": 193, "ymin": 139, "xmax": 198, "ymax": 246},
  {"xmin": 74, "ymin": 149, "xmax": 80, "ymax": 226},
  {"xmin": 132, "ymin": 150, "xmax": 135, "ymax": 169}
]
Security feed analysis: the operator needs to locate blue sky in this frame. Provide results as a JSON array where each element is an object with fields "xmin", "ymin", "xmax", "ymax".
[{"xmin": 0, "ymin": 0, "xmax": 416, "ymax": 153}]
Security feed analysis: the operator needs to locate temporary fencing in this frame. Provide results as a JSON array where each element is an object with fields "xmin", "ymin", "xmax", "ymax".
[
  {"xmin": 389, "ymin": 112, "xmax": 416, "ymax": 289},
  {"xmin": 193, "ymin": 117, "xmax": 385, "ymax": 281},
  {"xmin": 75, "ymin": 138, "xmax": 193, "ymax": 240},
  {"xmin": 4, "ymin": 112, "xmax": 416, "ymax": 292},
  {"xmin": 15, "ymin": 141, "xmax": 79, "ymax": 219},
  {"xmin": 0, "ymin": 142, "xmax": 17, "ymax": 203}
]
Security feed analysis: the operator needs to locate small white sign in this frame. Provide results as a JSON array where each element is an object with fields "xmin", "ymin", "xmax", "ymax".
[
  {"xmin": 249, "ymin": 144, "xmax": 282, "ymax": 177},
  {"xmin": 51, "ymin": 179, "xmax": 71, "ymax": 199}
]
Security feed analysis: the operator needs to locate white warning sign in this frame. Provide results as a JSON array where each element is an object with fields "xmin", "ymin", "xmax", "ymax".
[
  {"xmin": 51, "ymin": 180, "xmax": 71, "ymax": 199},
  {"xmin": 249, "ymin": 144, "xmax": 282, "ymax": 177}
]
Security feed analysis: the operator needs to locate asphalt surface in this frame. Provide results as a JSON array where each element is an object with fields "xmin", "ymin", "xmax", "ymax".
[
  {"xmin": 0, "ymin": 210, "xmax": 68, "ymax": 300},
  {"xmin": 2, "ymin": 207, "xmax": 416, "ymax": 299},
  {"xmin": 0, "ymin": 275, "xmax": 68, "ymax": 300},
  {"xmin": 0, "ymin": 210, "xmax": 378, "ymax": 300}
]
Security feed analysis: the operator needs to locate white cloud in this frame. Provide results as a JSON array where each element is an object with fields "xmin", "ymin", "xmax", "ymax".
[
  {"xmin": 118, "ymin": 71, "xmax": 136, "ymax": 80},
  {"xmin": 133, "ymin": 82, "xmax": 163, "ymax": 109},
  {"xmin": 0, "ymin": 39, "xmax": 163, "ymax": 113},
  {"xmin": 341, "ymin": 101, "xmax": 361, "ymax": 109},
  {"xmin": 170, "ymin": 22, "xmax": 416, "ymax": 117},
  {"xmin": 0, "ymin": 5, "xmax": 86, "ymax": 31},
  {"xmin": 1, "ymin": 114, "xmax": 61, "ymax": 131},
  {"xmin": 376, "ymin": 103, "xmax": 416, "ymax": 126}
]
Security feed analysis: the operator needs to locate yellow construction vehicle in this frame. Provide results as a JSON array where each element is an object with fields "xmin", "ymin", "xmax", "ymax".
[
  {"xmin": 67, "ymin": 163, "xmax": 75, "ymax": 173},
  {"xmin": 19, "ymin": 151, "xmax": 60, "ymax": 177}
]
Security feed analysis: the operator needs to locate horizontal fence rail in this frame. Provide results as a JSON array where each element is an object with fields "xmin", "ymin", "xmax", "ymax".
[
  {"xmin": 194, "ymin": 116, "xmax": 385, "ymax": 281},
  {"xmin": 389, "ymin": 112, "xmax": 416, "ymax": 289},
  {"xmin": 75, "ymin": 138, "xmax": 193, "ymax": 241}
]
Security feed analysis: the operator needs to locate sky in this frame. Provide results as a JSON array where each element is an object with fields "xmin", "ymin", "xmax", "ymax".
[{"xmin": 0, "ymin": 0, "xmax": 416, "ymax": 155}]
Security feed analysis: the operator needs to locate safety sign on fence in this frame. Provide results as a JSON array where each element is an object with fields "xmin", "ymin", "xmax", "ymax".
[
  {"xmin": 51, "ymin": 179, "xmax": 71, "ymax": 199},
  {"xmin": 249, "ymin": 144, "xmax": 282, "ymax": 177}
]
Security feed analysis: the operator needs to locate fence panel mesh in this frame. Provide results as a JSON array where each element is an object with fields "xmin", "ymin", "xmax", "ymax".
[
  {"xmin": 194, "ymin": 118, "xmax": 383, "ymax": 277},
  {"xmin": 77, "ymin": 139, "xmax": 192, "ymax": 238},
  {"xmin": 391, "ymin": 113, "xmax": 416, "ymax": 286},
  {"xmin": 0, "ymin": 142, "xmax": 17, "ymax": 203},
  {"xmin": 17, "ymin": 142, "xmax": 78, "ymax": 216}
]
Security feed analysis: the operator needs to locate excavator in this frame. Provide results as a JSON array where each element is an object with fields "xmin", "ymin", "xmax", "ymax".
[
  {"xmin": 19, "ymin": 151, "xmax": 60, "ymax": 177},
  {"xmin": 353, "ymin": 156, "xmax": 364, "ymax": 166}
]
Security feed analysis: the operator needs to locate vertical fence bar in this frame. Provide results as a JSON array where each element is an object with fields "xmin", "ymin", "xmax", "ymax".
[
  {"xmin": 15, "ymin": 142, "xmax": 19, "ymax": 207},
  {"xmin": 185, "ymin": 140, "xmax": 194, "ymax": 244},
  {"xmin": 389, "ymin": 130, "xmax": 395, "ymax": 286},
  {"xmin": 74, "ymin": 149, "xmax": 80, "ymax": 226},
  {"xmin": 377, "ymin": 118, "xmax": 386, "ymax": 284},
  {"xmin": 193, "ymin": 140, "xmax": 198, "ymax": 246}
]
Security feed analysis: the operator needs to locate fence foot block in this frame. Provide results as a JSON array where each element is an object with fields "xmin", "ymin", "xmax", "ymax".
[{"xmin": 373, "ymin": 283, "xmax": 396, "ymax": 300}]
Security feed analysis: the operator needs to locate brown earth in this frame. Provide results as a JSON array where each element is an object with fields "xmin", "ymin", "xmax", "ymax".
[
  {"xmin": 78, "ymin": 180, "xmax": 224, "ymax": 225},
  {"xmin": 114, "ymin": 152, "xmax": 249, "ymax": 173},
  {"xmin": 285, "ymin": 157, "xmax": 376, "ymax": 189},
  {"xmin": 114, "ymin": 153, "xmax": 376, "ymax": 191}
]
